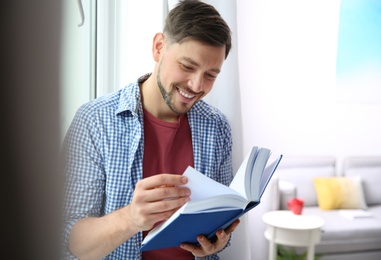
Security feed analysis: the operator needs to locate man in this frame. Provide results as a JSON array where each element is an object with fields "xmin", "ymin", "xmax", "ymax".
[{"xmin": 63, "ymin": 0, "xmax": 239, "ymax": 259}]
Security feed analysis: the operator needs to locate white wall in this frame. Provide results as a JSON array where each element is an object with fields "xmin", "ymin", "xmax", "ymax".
[
  {"xmin": 237, "ymin": 1, "xmax": 381, "ymax": 259},
  {"xmin": 237, "ymin": 0, "xmax": 381, "ymax": 170}
]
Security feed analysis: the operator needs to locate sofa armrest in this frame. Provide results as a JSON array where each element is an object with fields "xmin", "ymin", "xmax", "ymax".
[{"xmin": 279, "ymin": 180, "xmax": 297, "ymax": 210}]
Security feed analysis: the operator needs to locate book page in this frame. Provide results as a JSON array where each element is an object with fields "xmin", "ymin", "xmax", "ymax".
[
  {"xmin": 249, "ymin": 148, "xmax": 271, "ymax": 199},
  {"xmin": 258, "ymin": 153, "xmax": 283, "ymax": 198},
  {"xmin": 183, "ymin": 194, "xmax": 248, "ymax": 213},
  {"xmin": 229, "ymin": 147, "xmax": 258, "ymax": 200},
  {"xmin": 183, "ymin": 166, "xmax": 242, "ymax": 201}
]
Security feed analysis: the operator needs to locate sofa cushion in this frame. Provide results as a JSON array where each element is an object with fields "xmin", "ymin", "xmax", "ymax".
[
  {"xmin": 313, "ymin": 176, "xmax": 367, "ymax": 210},
  {"xmin": 343, "ymin": 157, "xmax": 381, "ymax": 206},
  {"xmin": 345, "ymin": 167, "xmax": 381, "ymax": 206}
]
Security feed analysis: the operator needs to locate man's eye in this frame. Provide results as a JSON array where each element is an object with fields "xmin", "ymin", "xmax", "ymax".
[
  {"xmin": 205, "ymin": 73, "xmax": 217, "ymax": 80},
  {"xmin": 181, "ymin": 64, "xmax": 193, "ymax": 71}
]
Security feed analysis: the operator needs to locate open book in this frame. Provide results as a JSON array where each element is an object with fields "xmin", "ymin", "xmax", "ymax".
[{"xmin": 140, "ymin": 146, "xmax": 283, "ymax": 251}]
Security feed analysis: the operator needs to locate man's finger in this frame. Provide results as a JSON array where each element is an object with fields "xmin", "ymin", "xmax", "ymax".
[
  {"xmin": 137, "ymin": 174, "xmax": 188, "ymax": 190},
  {"xmin": 224, "ymin": 218, "xmax": 240, "ymax": 234},
  {"xmin": 142, "ymin": 185, "xmax": 191, "ymax": 202}
]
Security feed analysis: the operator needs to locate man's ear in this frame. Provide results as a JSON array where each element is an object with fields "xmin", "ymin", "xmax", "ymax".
[{"xmin": 152, "ymin": 33, "xmax": 165, "ymax": 62}]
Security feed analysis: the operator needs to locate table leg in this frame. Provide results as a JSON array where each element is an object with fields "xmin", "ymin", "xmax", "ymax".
[
  {"xmin": 268, "ymin": 240, "xmax": 276, "ymax": 260},
  {"xmin": 307, "ymin": 230, "xmax": 315, "ymax": 260},
  {"xmin": 268, "ymin": 227, "xmax": 276, "ymax": 260},
  {"xmin": 307, "ymin": 243, "xmax": 314, "ymax": 260}
]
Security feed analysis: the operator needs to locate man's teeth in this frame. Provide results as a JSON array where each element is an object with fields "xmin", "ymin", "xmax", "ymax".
[{"xmin": 179, "ymin": 89, "xmax": 195, "ymax": 99}]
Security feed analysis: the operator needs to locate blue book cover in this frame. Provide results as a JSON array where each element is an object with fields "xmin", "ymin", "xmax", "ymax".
[{"xmin": 140, "ymin": 147, "xmax": 282, "ymax": 251}]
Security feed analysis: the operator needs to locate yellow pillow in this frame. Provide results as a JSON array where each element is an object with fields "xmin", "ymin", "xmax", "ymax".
[{"xmin": 313, "ymin": 176, "xmax": 367, "ymax": 210}]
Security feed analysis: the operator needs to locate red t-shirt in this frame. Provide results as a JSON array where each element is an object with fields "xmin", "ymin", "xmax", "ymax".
[{"xmin": 142, "ymin": 109, "xmax": 194, "ymax": 260}]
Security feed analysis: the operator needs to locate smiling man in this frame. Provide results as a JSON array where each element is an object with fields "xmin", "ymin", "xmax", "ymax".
[
  {"xmin": 142, "ymin": 35, "xmax": 225, "ymax": 122},
  {"xmin": 63, "ymin": 1, "xmax": 238, "ymax": 259}
]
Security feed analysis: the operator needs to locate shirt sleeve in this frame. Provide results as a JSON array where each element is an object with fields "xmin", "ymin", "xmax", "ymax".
[
  {"xmin": 61, "ymin": 104, "xmax": 106, "ymax": 258},
  {"xmin": 216, "ymin": 114, "xmax": 233, "ymax": 187}
]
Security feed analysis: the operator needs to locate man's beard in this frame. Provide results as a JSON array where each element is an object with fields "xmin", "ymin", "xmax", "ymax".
[
  {"xmin": 156, "ymin": 74, "xmax": 183, "ymax": 115},
  {"xmin": 156, "ymin": 74, "xmax": 179, "ymax": 114},
  {"xmin": 156, "ymin": 71, "xmax": 201, "ymax": 116}
]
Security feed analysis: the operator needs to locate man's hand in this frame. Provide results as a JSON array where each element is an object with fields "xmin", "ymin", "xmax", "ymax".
[
  {"xmin": 69, "ymin": 174, "xmax": 190, "ymax": 259},
  {"xmin": 180, "ymin": 219, "xmax": 241, "ymax": 257},
  {"xmin": 126, "ymin": 174, "xmax": 191, "ymax": 233}
]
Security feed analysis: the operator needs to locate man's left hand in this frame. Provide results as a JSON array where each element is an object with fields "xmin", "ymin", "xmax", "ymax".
[{"xmin": 180, "ymin": 219, "xmax": 240, "ymax": 257}]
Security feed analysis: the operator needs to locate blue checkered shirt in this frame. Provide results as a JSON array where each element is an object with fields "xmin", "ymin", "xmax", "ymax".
[{"xmin": 63, "ymin": 75, "xmax": 233, "ymax": 259}]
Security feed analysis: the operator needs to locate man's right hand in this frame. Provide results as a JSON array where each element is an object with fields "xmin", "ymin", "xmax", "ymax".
[
  {"xmin": 126, "ymin": 174, "xmax": 191, "ymax": 233},
  {"xmin": 69, "ymin": 174, "xmax": 190, "ymax": 260}
]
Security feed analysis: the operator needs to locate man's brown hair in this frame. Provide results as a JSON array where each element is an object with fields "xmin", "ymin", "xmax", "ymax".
[{"xmin": 164, "ymin": 0, "xmax": 232, "ymax": 59}]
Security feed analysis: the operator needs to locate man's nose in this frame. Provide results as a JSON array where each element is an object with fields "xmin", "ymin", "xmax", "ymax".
[{"xmin": 188, "ymin": 73, "xmax": 204, "ymax": 93}]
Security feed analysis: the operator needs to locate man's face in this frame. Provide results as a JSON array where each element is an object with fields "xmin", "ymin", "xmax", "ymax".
[{"xmin": 156, "ymin": 39, "xmax": 226, "ymax": 116}]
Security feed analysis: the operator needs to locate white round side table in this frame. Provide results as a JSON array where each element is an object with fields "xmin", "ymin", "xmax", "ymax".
[{"xmin": 262, "ymin": 210, "xmax": 325, "ymax": 260}]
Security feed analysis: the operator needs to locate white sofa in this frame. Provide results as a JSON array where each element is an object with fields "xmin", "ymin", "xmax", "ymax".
[{"xmin": 248, "ymin": 156, "xmax": 381, "ymax": 260}]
